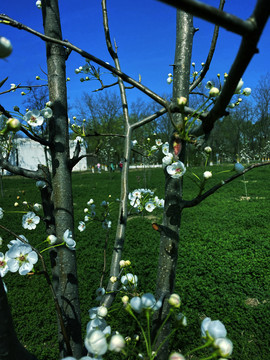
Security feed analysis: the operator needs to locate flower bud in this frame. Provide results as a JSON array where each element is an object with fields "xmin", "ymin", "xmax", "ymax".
[
  {"xmin": 168, "ymin": 293, "xmax": 181, "ymax": 308},
  {"xmin": 209, "ymin": 87, "xmax": 219, "ymax": 97},
  {"xmin": 97, "ymin": 306, "xmax": 108, "ymax": 318},
  {"xmin": 47, "ymin": 235, "xmax": 57, "ymax": 245},
  {"xmin": 242, "ymin": 87, "xmax": 251, "ymax": 96},
  {"xmin": 119, "ymin": 260, "xmax": 126, "ymax": 268},
  {"xmin": 110, "ymin": 276, "xmax": 117, "ymax": 283},
  {"xmin": 0, "ymin": 37, "xmax": 12, "ymax": 58},
  {"xmin": 177, "ymin": 97, "xmax": 187, "ymax": 107},
  {"xmin": 6, "ymin": 118, "xmax": 21, "ymax": 133},
  {"xmin": 121, "ymin": 295, "xmax": 129, "ymax": 304},
  {"xmin": 169, "ymin": 352, "xmax": 186, "ymax": 360},
  {"xmin": 204, "ymin": 146, "xmax": 212, "ymax": 154},
  {"xmin": 214, "ymin": 338, "xmax": 233, "ymax": 357},
  {"xmin": 235, "ymin": 78, "xmax": 244, "ymax": 94},
  {"xmin": 203, "ymin": 171, "xmax": 212, "ymax": 180},
  {"xmin": 108, "ymin": 334, "xmax": 125, "ymax": 352}
]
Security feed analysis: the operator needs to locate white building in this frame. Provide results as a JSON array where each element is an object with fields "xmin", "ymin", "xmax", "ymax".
[{"xmin": 2, "ymin": 138, "xmax": 87, "ymax": 174}]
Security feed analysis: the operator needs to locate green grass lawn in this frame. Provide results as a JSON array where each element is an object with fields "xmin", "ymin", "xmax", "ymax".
[{"xmin": 0, "ymin": 164, "xmax": 269, "ymax": 359}]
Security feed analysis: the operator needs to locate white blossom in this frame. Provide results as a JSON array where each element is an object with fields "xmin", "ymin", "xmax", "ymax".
[
  {"xmin": 24, "ymin": 109, "xmax": 44, "ymax": 127},
  {"xmin": 145, "ymin": 201, "xmax": 156, "ymax": 213},
  {"xmin": 22, "ymin": 212, "xmax": 40, "ymax": 230},
  {"xmin": 0, "ymin": 252, "xmax": 10, "ymax": 277},
  {"xmin": 166, "ymin": 161, "xmax": 186, "ymax": 178},
  {"xmin": 162, "ymin": 153, "xmax": 173, "ymax": 167},
  {"xmin": 7, "ymin": 244, "xmax": 38, "ymax": 275},
  {"xmin": 201, "ymin": 317, "xmax": 227, "ymax": 340},
  {"xmin": 162, "ymin": 142, "xmax": 169, "ymax": 155},
  {"xmin": 40, "ymin": 107, "xmax": 53, "ymax": 119},
  {"xmin": 121, "ymin": 273, "xmax": 138, "ymax": 289},
  {"xmin": 78, "ymin": 221, "xmax": 86, "ymax": 232},
  {"xmin": 84, "ymin": 330, "xmax": 108, "ymax": 356}
]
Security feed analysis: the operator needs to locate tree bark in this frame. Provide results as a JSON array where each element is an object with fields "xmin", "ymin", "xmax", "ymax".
[
  {"xmin": 153, "ymin": 9, "xmax": 193, "ymax": 359},
  {"xmin": 42, "ymin": 0, "xmax": 82, "ymax": 357}
]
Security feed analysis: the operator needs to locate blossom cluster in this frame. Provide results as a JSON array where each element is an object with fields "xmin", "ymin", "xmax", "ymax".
[
  {"xmin": 128, "ymin": 188, "xmax": 164, "ymax": 213},
  {"xmin": 162, "ymin": 142, "xmax": 186, "ymax": 179},
  {"xmin": 201, "ymin": 317, "xmax": 233, "ymax": 358},
  {"xmin": 84, "ymin": 303, "xmax": 125, "ymax": 357},
  {"xmin": 74, "ymin": 60, "xmax": 102, "ymax": 83},
  {"xmin": 23, "ymin": 107, "xmax": 53, "ymax": 128},
  {"xmin": 206, "ymin": 76, "xmax": 251, "ymax": 105},
  {"xmin": 78, "ymin": 198, "xmax": 112, "ymax": 232}
]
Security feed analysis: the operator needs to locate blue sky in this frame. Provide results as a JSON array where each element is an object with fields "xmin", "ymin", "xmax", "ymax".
[{"xmin": 0, "ymin": 0, "xmax": 269, "ymax": 115}]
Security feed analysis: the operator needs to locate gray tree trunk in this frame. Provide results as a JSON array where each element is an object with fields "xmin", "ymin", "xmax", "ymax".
[
  {"xmin": 42, "ymin": 0, "xmax": 82, "ymax": 357},
  {"xmin": 153, "ymin": 9, "xmax": 193, "ymax": 359}
]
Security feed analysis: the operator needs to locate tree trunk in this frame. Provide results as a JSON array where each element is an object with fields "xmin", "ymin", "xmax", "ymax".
[
  {"xmin": 42, "ymin": 0, "xmax": 82, "ymax": 357},
  {"xmin": 153, "ymin": 9, "xmax": 193, "ymax": 359}
]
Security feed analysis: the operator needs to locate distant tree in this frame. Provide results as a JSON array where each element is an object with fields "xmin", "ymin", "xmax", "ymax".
[
  {"xmin": 76, "ymin": 91, "xmax": 124, "ymax": 164},
  {"xmin": 253, "ymin": 73, "xmax": 270, "ymax": 153}
]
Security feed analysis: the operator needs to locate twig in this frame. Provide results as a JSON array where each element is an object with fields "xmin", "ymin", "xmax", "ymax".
[
  {"xmin": 0, "ymin": 14, "xmax": 166, "ymax": 107},
  {"xmin": 93, "ymin": 81, "xmax": 118, "ymax": 92},
  {"xmin": 189, "ymin": 0, "xmax": 225, "ymax": 92},
  {"xmin": 181, "ymin": 161, "xmax": 270, "ymax": 209},
  {"xmin": 157, "ymin": 0, "xmax": 257, "ymax": 36}
]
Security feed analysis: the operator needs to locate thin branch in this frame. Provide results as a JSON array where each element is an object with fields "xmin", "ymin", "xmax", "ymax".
[
  {"xmin": 189, "ymin": 0, "xmax": 225, "ymax": 92},
  {"xmin": 69, "ymin": 152, "xmax": 97, "ymax": 170},
  {"xmin": 19, "ymin": 127, "xmax": 51, "ymax": 146},
  {"xmin": 0, "ymin": 104, "xmax": 51, "ymax": 146},
  {"xmin": 157, "ymin": 0, "xmax": 256, "ymax": 36},
  {"xmin": 0, "ymin": 84, "xmax": 47, "ymax": 96},
  {"xmin": 182, "ymin": 161, "xmax": 270, "ymax": 209},
  {"xmin": 84, "ymin": 131, "xmax": 125, "ymax": 138},
  {"xmin": 93, "ymin": 81, "xmax": 118, "ymax": 92},
  {"xmin": 131, "ymin": 107, "xmax": 168, "ymax": 130},
  {"xmin": 0, "ymin": 158, "xmax": 49, "ymax": 182},
  {"xmin": 101, "ymin": 0, "xmax": 133, "ymax": 309},
  {"xmin": 0, "ymin": 14, "xmax": 167, "ymax": 107}
]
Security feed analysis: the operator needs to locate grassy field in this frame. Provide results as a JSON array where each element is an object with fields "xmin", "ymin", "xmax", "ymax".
[{"xmin": 0, "ymin": 164, "xmax": 269, "ymax": 359}]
